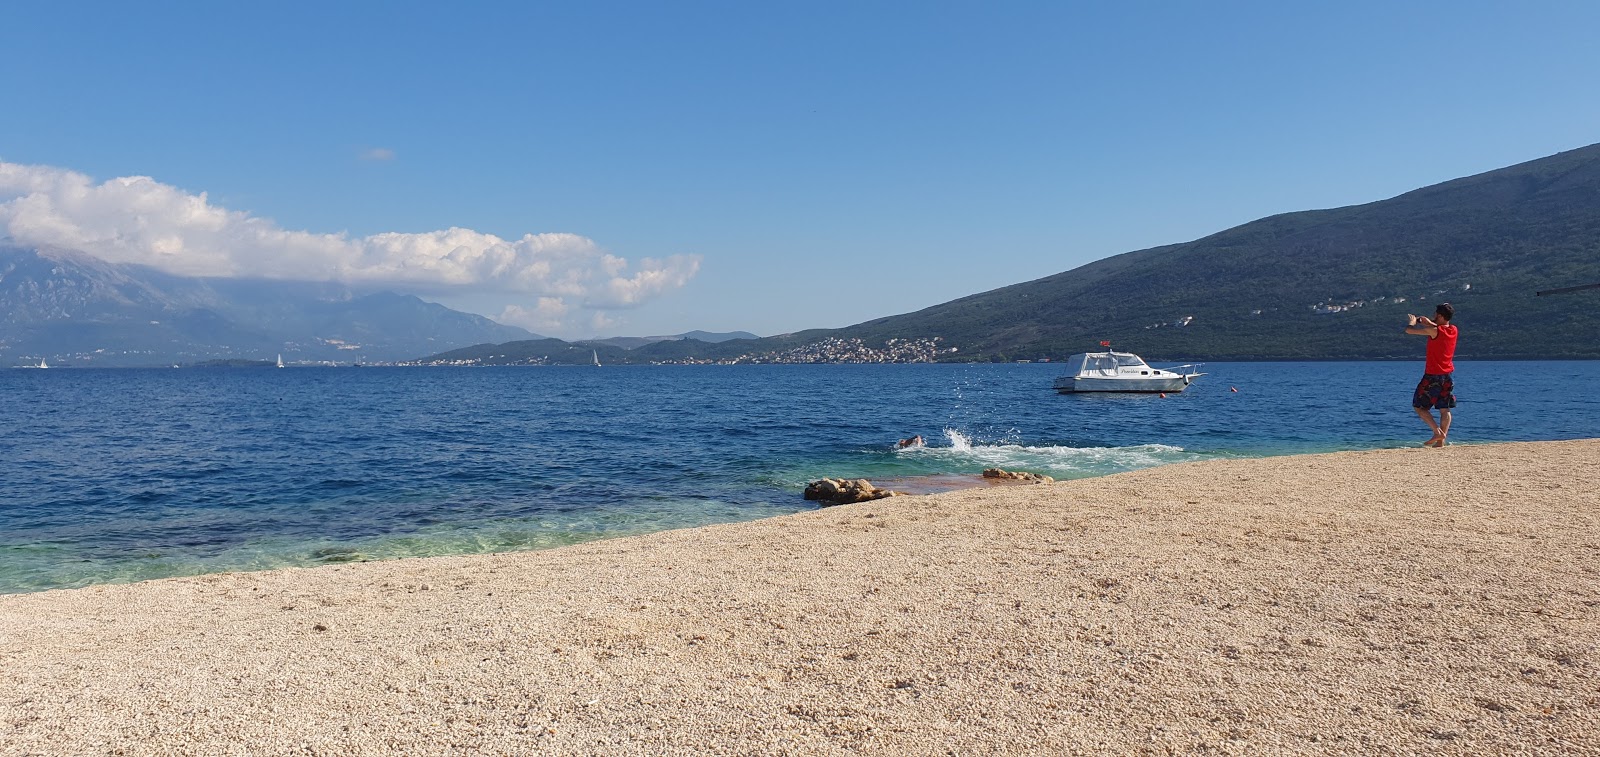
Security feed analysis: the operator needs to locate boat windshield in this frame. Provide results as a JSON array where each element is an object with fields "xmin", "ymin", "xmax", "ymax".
[{"xmin": 1112, "ymin": 354, "xmax": 1149, "ymax": 368}]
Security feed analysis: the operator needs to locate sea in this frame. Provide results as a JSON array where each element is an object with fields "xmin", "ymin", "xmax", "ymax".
[{"xmin": 3, "ymin": 361, "xmax": 1596, "ymax": 594}]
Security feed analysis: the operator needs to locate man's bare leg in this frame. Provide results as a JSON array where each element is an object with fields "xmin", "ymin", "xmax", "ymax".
[
  {"xmin": 1432, "ymin": 409, "xmax": 1452, "ymax": 447},
  {"xmin": 1415, "ymin": 407, "xmax": 1442, "ymax": 445}
]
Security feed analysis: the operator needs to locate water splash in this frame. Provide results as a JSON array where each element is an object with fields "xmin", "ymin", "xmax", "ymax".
[{"xmin": 882, "ymin": 427, "xmax": 1210, "ymax": 481}]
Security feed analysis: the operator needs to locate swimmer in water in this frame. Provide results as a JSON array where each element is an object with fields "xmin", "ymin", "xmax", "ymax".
[{"xmin": 897, "ymin": 435, "xmax": 924, "ymax": 449}]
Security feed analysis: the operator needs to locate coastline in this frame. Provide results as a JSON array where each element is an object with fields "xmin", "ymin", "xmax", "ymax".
[{"xmin": 3, "ymin": 440, "xmax": 1596, "ymax": 755}]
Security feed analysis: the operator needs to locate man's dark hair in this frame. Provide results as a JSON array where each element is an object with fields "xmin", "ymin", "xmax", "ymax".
[{"xmin": 1435, "ymin": 302, "xmax": 1454, "ymax": 322}]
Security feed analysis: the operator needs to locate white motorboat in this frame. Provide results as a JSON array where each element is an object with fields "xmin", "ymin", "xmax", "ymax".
[{"xmin": 1052, "ymin": 350, "xmax": 1203, "ymax": 393}]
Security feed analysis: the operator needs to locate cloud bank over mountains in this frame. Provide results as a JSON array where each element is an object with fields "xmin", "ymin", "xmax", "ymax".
[{"xmin": 0, "ymin": 161, "xmax": 699, "ymax": 333}]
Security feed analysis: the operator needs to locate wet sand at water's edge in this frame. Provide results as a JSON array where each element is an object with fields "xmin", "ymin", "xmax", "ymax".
[{"xmin": 2, "ymin": 440, "xmax": 1596, "ymax": 755}]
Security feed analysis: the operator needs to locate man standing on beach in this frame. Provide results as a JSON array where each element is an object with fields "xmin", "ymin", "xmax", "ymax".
[{"xmin": 1406, "ymin": 302, "xmax": 1458, "ymax": 447}]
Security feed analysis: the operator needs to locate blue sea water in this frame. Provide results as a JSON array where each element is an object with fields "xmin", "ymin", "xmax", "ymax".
[{"xmin": 2, "ymin": 361, "xmax": 1596, "ymax": 594}]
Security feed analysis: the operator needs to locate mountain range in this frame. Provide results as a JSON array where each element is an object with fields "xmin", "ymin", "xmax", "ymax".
[
  {"xmin": 429, "ymin": 142, "xmax": 1600, "ymax": 365},
  {"xmin": 0, "ymin": 243, "xmax": 768, "ymax": 367},
  {"xmin": 830, "ymin": 142, "xmax": 1600, "ymax": 361},
  {"xmin": 0, "ymin": 244, "xmax": 537, "ymax": 366},
  {"xmin": 585, "ymin": 331, "xmax": 759, "ymax": 350}
]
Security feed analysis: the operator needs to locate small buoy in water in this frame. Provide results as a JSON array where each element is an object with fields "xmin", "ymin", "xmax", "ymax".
[
  {"xmin": 1159, "ymin": 392, "xmax": 1166, "ymax": 398},
  {"xmin": 1231, "ymin": 386, "xmax": 1238, "ymax": 392}
]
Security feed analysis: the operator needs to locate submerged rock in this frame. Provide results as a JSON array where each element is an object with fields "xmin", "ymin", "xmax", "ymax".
[
  {"xmin": 803, "ymin": 478, "xmax": 903, "ymax": 506},
  {"xmin": 981, "ymin": 468, "xmax": 1055, "ymax": 484},
  {"xmin": 311, "ymin": 546, "xmax": 365, "ymax": 563}
]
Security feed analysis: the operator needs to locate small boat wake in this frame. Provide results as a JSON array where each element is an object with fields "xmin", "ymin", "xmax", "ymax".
[
  {"xmin": 889, "ymin": 428, "xmax": 1207, "ymax": 480},
  {"xmin": 769, "ymin": 428, "xmax": 1216, "ymax": 494}
]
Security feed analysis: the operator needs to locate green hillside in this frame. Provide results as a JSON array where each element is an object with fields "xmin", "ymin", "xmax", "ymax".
[
  {"xmin": 837, "ymin": 142, "xmax": 1600, "ymax": 360},
  {"xmin": 417, "ymin": 339, "xmax": 623, "ymax": 366},
  {"xmin": 425, "ymin": 143, "xmax": 1600, "ymax": 365}
]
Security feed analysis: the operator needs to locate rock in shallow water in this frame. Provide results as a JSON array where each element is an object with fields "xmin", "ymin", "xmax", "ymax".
[
  {"xmin": 803, "ymin": 478, "xmax": 903, "ymax": 506},
  {"xmin": 981, "ymin": 468, "xmax": 1055, "ymax": 484}
]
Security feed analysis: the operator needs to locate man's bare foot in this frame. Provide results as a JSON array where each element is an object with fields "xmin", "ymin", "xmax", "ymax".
[
  {"xmin": 1427, "ymin": 437, "xmax": 1447, "ymax": 448},
  {"xmin": 1424, "ymin": 434, "xmax": 1442, "ymax": 447}
]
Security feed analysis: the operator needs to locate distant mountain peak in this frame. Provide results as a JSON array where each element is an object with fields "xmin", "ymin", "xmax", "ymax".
[
  {"xmin": 0, "ymin": 244, "xmax": 538, "ymax": 366},
  {"xmin": 584, "ymin": 330, "xmax": 760, "ymax": 350}
]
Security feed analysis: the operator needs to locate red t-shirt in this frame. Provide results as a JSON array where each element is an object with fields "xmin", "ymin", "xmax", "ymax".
[{"xmin": 1425, "ymin": 323, "xmax": 1458, "ymax": 374}]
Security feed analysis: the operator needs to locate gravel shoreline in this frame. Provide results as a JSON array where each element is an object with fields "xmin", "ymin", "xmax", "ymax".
[{"xmin": 3, "ymin": 440, "xmax": 1597, "ymax": 755}]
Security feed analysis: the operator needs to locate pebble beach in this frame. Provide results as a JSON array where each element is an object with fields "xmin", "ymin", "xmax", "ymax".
[{"xmin": 3, "ymin": 439, "xmax": 1597, "ymax": 755}]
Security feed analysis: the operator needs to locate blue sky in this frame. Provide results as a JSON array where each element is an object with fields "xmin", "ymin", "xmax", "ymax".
[{"xmin": 3, "ymin": 1, "xmax": 1598, "ymax": 338}]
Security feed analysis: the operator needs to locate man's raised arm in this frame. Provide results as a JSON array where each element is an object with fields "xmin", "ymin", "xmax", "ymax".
[{"xmin": 1405, "ymin": 313, "xmax": 1438, "ymax": 337}]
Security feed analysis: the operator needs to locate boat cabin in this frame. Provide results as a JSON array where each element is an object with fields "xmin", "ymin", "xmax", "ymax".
[{"xmin": 1061, "ymin": 351, "xmax": 1158, "ymax": 377}]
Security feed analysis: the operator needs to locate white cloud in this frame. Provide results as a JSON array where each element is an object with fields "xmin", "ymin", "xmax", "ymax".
[
  {"xmin": 359, "ymin": 147, "xmax": 396, "ymax": 161},
  {"xmin": 589, "ymin": 256, "xmax": 702, "ymax": 307},
  {"xmin": 0, "ymin": 161, "xmax": 701, "ymax": 333},
  {"xmin": 496, "ymin": 297, "xmax": 569, "ymax": 333},
  {"xmin": 588, "ymin": 310, "xmax": 621, "ymax": 333}
]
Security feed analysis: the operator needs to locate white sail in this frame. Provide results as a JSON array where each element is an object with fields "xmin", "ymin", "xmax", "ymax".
[
  {"xmin": 592, "ymin": 349, "xmax": 601, "ymax": 367},
  {"xmin": 276, "ymin": 354, "xmax": 284, "ymax": 368}
]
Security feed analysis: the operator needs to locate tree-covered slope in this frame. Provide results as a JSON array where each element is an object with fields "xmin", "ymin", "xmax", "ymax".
[
  {"xmin": 421, "ymin": 143, "xmax": 1600, "ymax": 365},
  {"xmin": 837, "ymin": 142, "xmax": 1600, "ymax": 360}
]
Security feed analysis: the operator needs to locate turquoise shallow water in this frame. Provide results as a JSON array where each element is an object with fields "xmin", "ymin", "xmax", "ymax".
[{"xmin": 2, "ymin": 361, "xmax": 1595, "ymax": 593}]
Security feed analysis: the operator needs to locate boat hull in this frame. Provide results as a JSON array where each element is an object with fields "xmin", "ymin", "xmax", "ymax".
[{"xmin": 1053, "ymin": 375, "xmax": 1200, "ymax": 393}]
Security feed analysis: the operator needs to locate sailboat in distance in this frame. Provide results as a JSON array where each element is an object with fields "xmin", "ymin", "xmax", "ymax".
[
  {"xmin": 592, "ymin": 349, "xmax": 601, "ymax": 367},
  {"xmin": 276, "ymin": 354, "xmax": 284, "ymax": 368}
]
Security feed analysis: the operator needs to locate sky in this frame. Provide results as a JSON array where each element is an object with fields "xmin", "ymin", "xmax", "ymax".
[{"xmin": 3, "ymin": 1, "xmax": 1598, "ymax": 339}]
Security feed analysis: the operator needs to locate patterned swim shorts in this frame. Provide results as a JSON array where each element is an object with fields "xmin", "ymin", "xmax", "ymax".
[{"xmin": 1413, "ymin": 373, "xmax": 1456, "ymax": 410}]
